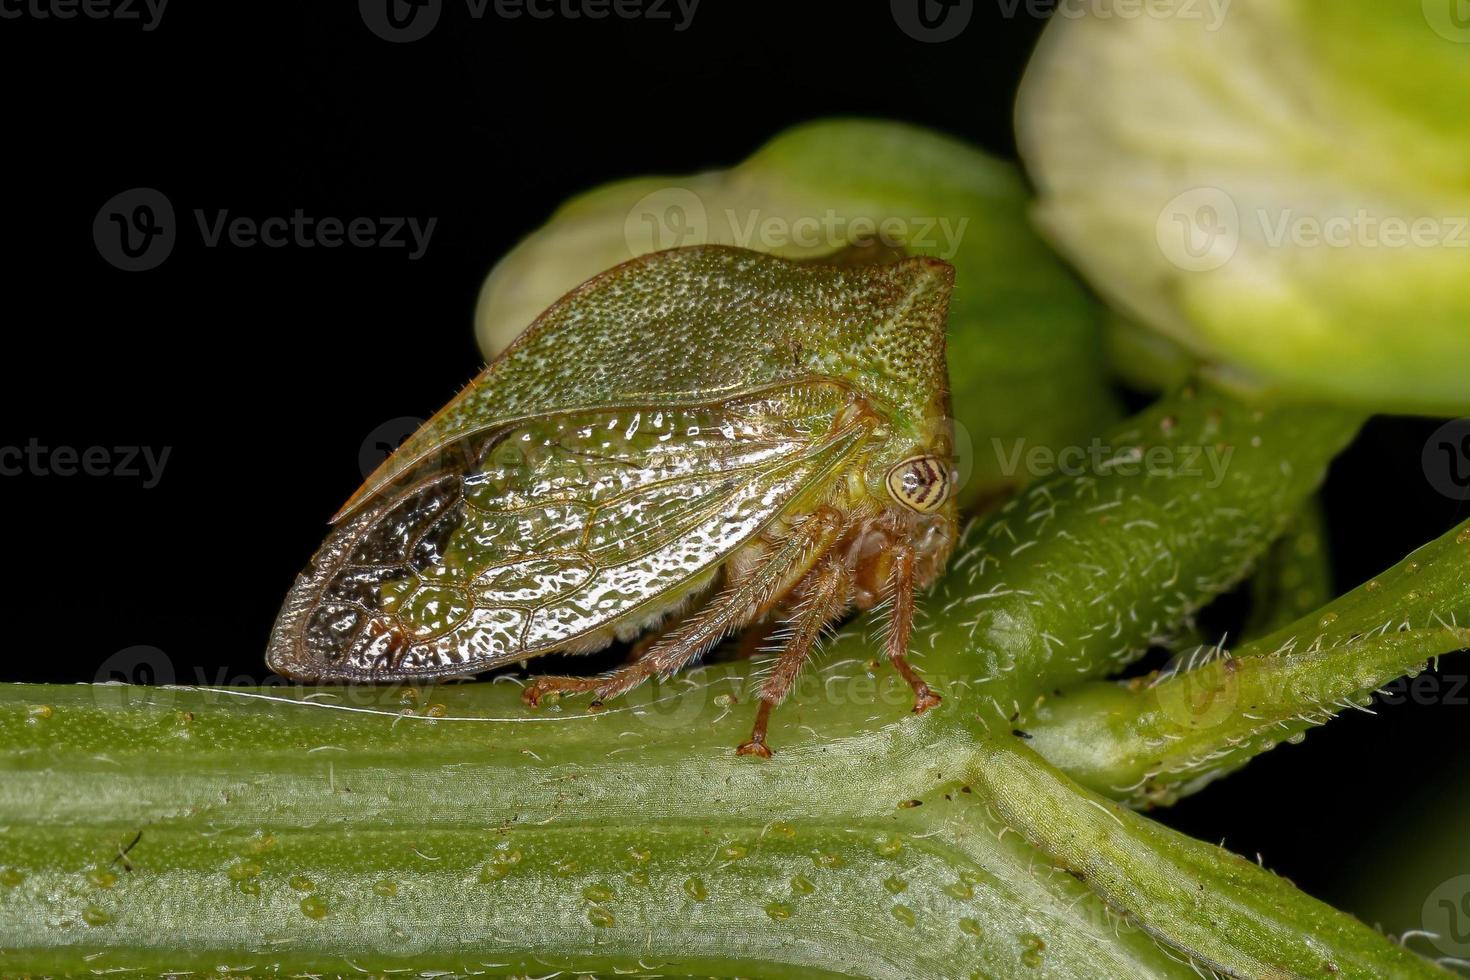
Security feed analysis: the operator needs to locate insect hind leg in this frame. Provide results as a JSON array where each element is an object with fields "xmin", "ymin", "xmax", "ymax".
[
  {"xmin": 736, "ymin": 557, "xmax": 847, "ymax": 758},
  {"xmin": 521, "ymin": 506, "xmax": 846, "ymax": 714},
  {"xmin": 520, "ymin": 621, "xmax": 671, "ymax": 709}
]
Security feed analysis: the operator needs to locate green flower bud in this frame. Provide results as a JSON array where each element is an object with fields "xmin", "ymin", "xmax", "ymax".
[{"xmin": 1018, "ymin": 0, "xmax": 1470, "ymax": 413}]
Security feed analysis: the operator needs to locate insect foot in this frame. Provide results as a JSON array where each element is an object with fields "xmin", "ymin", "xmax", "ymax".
[
  {"xmin": 520, "ymin": 677, "xmax": 584, "ymax": 708},
  {"xmin": 912, "ymin": 687, "xmax": 943, "ymax": 714},
  {"xmin": 522, "ymin": 675, "xmax": 614, "ymax": 712},
  {"xmin": 734, "ymin": 738, "xmax": 773, "ymax": 759}
]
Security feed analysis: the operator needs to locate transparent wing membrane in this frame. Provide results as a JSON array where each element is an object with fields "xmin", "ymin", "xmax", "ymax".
[{"xmin": 267, "ymin": 383, "xmax": 868, "ymax": 681}]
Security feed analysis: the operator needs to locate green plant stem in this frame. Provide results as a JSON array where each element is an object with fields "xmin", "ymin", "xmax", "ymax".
[
  {"xmin": 1244, "ymin": 497, "xmax": 1334, "ymax": 639},
  {"xmin": 901, "ymin": 385, "xmax": 1363, "ymax": 715},
  {"xmin": 969, "ymin": 736, "xmax": 1445, "ymax": 978},
  {"xmin": 1027, "ymin": 518, "xmax": 1470, "ymax": 807},
  {"xmin": 0, "ymin": 386, "xmax": 1440, "ymax": 978}
]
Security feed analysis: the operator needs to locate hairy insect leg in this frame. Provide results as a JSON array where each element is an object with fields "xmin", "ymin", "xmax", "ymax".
[
  {"xmin": 523, "ymin": 506, "xmax": 845, "ymax": 711},
  {"xmin": 520, "ymin": 618, "xmax": 679, "ymax": 708},
  {"xmin": 884, "ymin": 546, "xmax": 942, "ymax": 713},
  {"xmin": 735, "ymin": 560, "xmax": 848, "ymax": 759},
  {"xmin": 732, "ymin": 619, "xmax": 778, "ymax": 661}
]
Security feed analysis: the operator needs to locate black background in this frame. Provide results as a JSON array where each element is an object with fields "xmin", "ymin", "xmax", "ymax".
[{"xmin": 2, "ymin": 0, "xmax": 1466, "ymax": 934}]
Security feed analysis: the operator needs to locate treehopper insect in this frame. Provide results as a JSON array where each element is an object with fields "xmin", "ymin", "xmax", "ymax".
[{"xmin": 267, "ymin": 245, "xmax": 959, "ymax": 756}]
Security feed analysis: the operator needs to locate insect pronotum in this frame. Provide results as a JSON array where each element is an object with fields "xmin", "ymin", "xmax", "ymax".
[{"xmin": 268, "ymin": 245, "xmax": 959, "ymax": 756}]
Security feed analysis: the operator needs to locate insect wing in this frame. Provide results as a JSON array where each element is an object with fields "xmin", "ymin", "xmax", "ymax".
[
  {"xmin": 267, "ymin": 384, "xmax": 867, "ymax": 682},
  {"xmin": 337, "ymin": 247, "xmax": 953, "ymax": 521},
  {"xmin": 269, "ymin": 245, "xmax": 955, "ymax": 683}
]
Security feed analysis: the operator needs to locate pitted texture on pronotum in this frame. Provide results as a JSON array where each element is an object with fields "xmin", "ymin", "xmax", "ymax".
[
  {"xmin": 268, "ymin": 246, "xmax": 957, "ymax": 754},
  {"xmin": 345, "ymin": 246, "xmax": 954, "ymax": 515}
]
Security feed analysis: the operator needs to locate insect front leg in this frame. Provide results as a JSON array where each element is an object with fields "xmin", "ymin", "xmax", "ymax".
[
  {"xmin": 883, "ymin": 545, "xmax": 942, "ymax": 714},
  {"xmin": 735, "ymin": 558, "xmax": 848, "ymax": 759}
]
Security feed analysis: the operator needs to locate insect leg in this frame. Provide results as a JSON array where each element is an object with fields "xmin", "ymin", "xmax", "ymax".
[
  {"xmin": 517, "ymin": 613, "xmax": 685, "ymax": 706},
  {"xmin": 736, "ymin": 558, "xmax": 847, "ymax": 759},
  {"xmin": 732, "ymin": 619, "xmax": 778, "ymax": 662},
  {"xmin": 522, "ymin": 506, "xmax": 845, "ymax": 709},
  {"xmin": 884, "ymin": 545, "xmax": 943, "ymax": 713},
  {"xmin": 593, "ymin": 506, "xmax": 845, "ymax": 703}
]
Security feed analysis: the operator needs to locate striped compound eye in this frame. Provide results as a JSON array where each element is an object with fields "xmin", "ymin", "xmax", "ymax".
[{"xmin": 887, "ymin": 455, "xmax": 953, "ymax": 513}]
